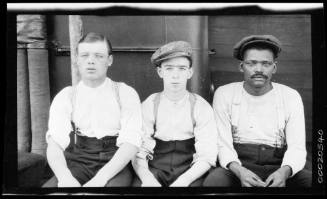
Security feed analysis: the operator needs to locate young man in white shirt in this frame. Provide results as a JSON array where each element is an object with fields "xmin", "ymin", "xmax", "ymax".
[
  {"xmin": 132, "ymin": 41, "xmax": 218, "ymax": 187},
  {"xmin": 204, "ymin": 35, "xmax": 312, "ymax": 187},
  {"xmin": 43, "ymin": 32, "xmax": 143, "ymax": 187}
]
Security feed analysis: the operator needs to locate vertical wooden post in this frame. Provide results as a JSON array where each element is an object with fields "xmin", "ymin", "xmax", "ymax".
[
  {"xmin": 17, "ymin": 15, "xmax": 51, "ymax": 156},
  {"xmin": 17, "ymin": 46, "xmax": 31, "ymax": 152},
  {"xmin": 165, "ymin": 16, "xmax": 210, "ymax": 101},
  {"xmin": 28, "ymin": 47, "xmax": 50, "ymax": 156},
  {"xmin": 69, "ymin": 15, "xmax": 83, "ymax": 85}
]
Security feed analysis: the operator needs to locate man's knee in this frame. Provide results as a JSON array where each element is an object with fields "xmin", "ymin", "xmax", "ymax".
[
  {"xmin": 203, "ymin": 167, "xmax": 239, "ymax": 187},
  {"xmin": 131, "ymin": 175, "xmax": 142, "ymax": 187},
  {"xmin": 189, "ymin": 176, "xmax": 205, "ymax": 187},
  {"xmin": 42, "ymin": 176, "xmax": 58, "ymax": 187},
  {"xmin": 287, "ymin": 169, "xmax": 312, "ymax": 187},
  {"xmin": 105, "ymin": 165, "xmax": 133, "ymax": 187}
]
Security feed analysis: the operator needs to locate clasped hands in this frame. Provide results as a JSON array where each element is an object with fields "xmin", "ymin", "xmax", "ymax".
[
  {"xmin": 57, "ymin": 170, "xmax": 109, "ymax": 187},
  {"xmin": 238, "ymin": 166, "xmax": 291, "ymax": 187}
]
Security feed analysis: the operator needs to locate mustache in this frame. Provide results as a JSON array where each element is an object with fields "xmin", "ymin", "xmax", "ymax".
[{"xmin": 251, "ymin": 73, "xmax": 268, "ymax": 79}]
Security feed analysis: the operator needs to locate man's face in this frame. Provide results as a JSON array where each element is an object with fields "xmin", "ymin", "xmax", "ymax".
[
  {"xmin": 240, "ymin": 48, "xmax": 277, "ymax": 90},
  {"xmin": 157, "ymin": 56, "xmax": 193, "ymax": 93},
  {"xmin": 77, "ymin": 41, "xmax": 112, "ymax": 81}
]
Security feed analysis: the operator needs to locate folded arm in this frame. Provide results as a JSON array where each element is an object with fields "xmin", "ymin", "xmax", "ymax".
[
  {"xmin": 84, "ymin": 142, "xmax": 138, "ymax": 187},
  {"xmin": 132, "ymin": 95, "xmax": 161, "ymax": 187},
  {"xmin": 47, "ymin": 137, "xmax": 81, "ymax": 187},
  {"xmin": 171, "ymin": 98, "xmax": 218, "ymax": 187},
  {"xmin": 281, "ymin": 90, "xmax": 307, "ymax": 177},
  {"xmin": 213, "ymin": 87, "xmax": 242, "ymax": 169}
]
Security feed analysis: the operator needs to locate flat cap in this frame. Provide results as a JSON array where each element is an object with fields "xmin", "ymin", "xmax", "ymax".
[
  {"xmin": 151, "ymin": 41, "xmax": 192, "ymax": 67},
  {"xmin": 233, "ymin": 35, "xmax": 282, "ymax": 60}
]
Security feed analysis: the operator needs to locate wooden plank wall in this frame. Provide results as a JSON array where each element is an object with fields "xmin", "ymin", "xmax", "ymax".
[
  {"xmin": 49, "ymin": 16, "xmax": 209, "ymax": 102},
  {"xmin": 48, "ymin": 16, "xmax": 165, "ymax": 101},
  {"xmin": 208, "ymin": 15, "xmax": 312, "ymax": 142}
]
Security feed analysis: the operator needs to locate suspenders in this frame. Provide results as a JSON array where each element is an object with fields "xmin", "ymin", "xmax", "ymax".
[
  {"xmin": 147, "ymin": 92, "xmax": 197, "ymax": 161},
  {"xmin": 112, "ymin": 81, "xmax": 121, "ymax": 111},
  {"xmin": 189, "ymin": 93, "xmax": 197, "ymax": 127},
  {"xmin": 152, "ymin": 92, "xmax": 197, "ymax": 135},
  {"xmin": 230, "ymin": 83, "xmax": 243, "ymax": 142},
  {"xmin": 69, "ymin": 81, "xmax": 121, "ymax": 144},
  {"xmin": 230, "ymin": 82, "xmax": 287, "ymax": 148},
  {"xmin": 274, "ymin": 83, "xmax": 287, "ymax": 147},
  {"xmin": 70, "ymin": 85, "xmax": 81, "ymax": 142}
]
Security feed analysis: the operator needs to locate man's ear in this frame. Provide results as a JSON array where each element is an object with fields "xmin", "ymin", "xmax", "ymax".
[
  {"xmin": 272, "ymin": 61, "xmax": 277, "ymax": 74},
  {"xmin": 157, "ymin": 67, "xmax": 163, "ymax": 78},
  {"xmin": 107, "ymin": 55, "xmax": 113, "ymax": 68},
  {"xmin": 187, "ymin": 67, "xmax": 194, "ymax": 79},
  {"xmin": 239, "ymin": 62, "xmax": 244, "ymax": 72}
]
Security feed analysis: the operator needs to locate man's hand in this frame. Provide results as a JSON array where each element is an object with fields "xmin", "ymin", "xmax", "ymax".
[
  {"xmin": 228, "ymin": 162, "xmax": 265, "ymax": 187},
  {"xmin": 265, "ymin": 166, "xmax": 292, "ymax": 187},
  {"xmin": 238, "ymin": 167, "xmax": 266, "ymax": 187},
  {"xmin": 169, "ymin": 176, "xmax": 191, "ymax": 187},
  {"xmin": 57, "ymin": 175, "xmax": 81, "ymax": 187},
  {"xmin": 83, "ymin": 171, "xmax": 109, "ymax": 187}
]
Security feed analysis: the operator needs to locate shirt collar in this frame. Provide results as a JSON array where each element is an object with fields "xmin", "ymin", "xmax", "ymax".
[
  {"xmin": 242, "ymin": 85, "xmax": 275, "ymax": 99},
  {"xmin": 162, "ymin": 91, "xmax": 189, "ymax": 106},
  {"xmin": 78, "ymin": 77, "xmax": 109, "ymax": 92}
]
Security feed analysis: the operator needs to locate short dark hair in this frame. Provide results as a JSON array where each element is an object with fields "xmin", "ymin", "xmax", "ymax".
[
  {"xmin": 242, "ymin": 42, "xmax": 277, "ymax": 60},
  {"xmin": 185, "ymin": 57, "xmax": 193, "ymax": 68},
  {"xmin": 77, "ymin": 32, "xmax": 113, "ymax": 55}
]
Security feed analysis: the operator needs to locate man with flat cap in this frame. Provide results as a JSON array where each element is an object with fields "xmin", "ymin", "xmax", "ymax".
[
  {"xmin": 132, "ymin": 41, "xmax": 218, "ymax": 187},
  {"xmin": 203, "ymin": 35, "xmax": 312, "ymax": 187}
]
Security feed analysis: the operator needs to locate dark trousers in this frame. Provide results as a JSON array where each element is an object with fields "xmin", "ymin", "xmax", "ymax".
[
  {"xmin": 132, "ymin": 137, "xmax": 206, "ymax": 187},
  {"xmin": 203, "ymin": 143, "xmax": 312, "ymax": 187},
  {"xmin": 43, "ymin": 133, "xmax": 133, "ymax": 187}
]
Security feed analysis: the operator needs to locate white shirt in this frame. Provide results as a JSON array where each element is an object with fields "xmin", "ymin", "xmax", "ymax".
[
  {"xmin": 213, "ymin": 82, "xmax": 307, "ymax": 176},
  {"xmin": 236, "ymin": 88, "xmax": 280, "ymax": 146},
  {"xmin": 133, "ymin": 92, "xmax": 219, "ymax": 170},
  {"xmin": 46, "ymin": 77, "xmax": 143, "ymax": 150}
]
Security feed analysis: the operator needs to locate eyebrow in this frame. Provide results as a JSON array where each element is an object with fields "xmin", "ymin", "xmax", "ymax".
[
  {"xmin": 79, "ymin": 52, "xmax": 106, "ymax": 55},
  {"xmin": 163, "ymin": 65, "xmax": 189, "ymax": 68},
  {"xmin": 244, "ymin": 59, "xmax": 273, "ymax": 62}
]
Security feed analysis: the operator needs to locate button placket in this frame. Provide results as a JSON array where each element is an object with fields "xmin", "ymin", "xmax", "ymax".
[
  {"xmin": 170, "ymin": 141, "xmax": 176, "ymax": 172},
  {"xmin": 248, "ymin": 115, "xmax": 255, "ymax": 129}
]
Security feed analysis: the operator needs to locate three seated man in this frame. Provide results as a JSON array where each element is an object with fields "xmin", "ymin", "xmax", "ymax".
[{"xmin": 44, "ymin": 32, "xmax": 312, "ymax": 187}]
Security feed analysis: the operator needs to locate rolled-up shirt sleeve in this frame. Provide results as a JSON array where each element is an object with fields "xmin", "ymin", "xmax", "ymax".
[
  {"xmin": 116, "ymin": 84, "xmax": 143, "ymax": 149},
  {"xmin": 281, "ymin": 89, "xmax": 307, "ymax": 177},
  {"xmin": 192, "ymin": 98, "xmax": 219, "ymax": 167},
  {"xmin": 213, "ymin": 86, "xmax": 242, "ymax": 169},
  {"xmin": 132, "ymin": 95, "xmax": 156, "ymax": 171},
  {"xmin": 45, "ymin": 87, "xmax": 73, "ymax": 150}
]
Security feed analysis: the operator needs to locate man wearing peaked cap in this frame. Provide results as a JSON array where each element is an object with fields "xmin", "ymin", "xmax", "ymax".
[
  {"xmin": 204, "ymin": 35, "xmax": 312, "ymax": 187},
  {"xmin": 233, "ymin": 35, "xmax": 282, "ymax": 60},
  {"xmin": 151, "ymin": 41, "xmax": 193, "ymax": 67},
  {"xmin": 132, "ymin": 41, "xmax": 218, "ymax": 187}
]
